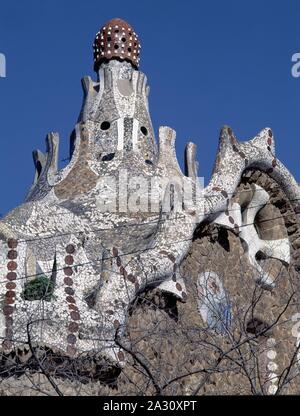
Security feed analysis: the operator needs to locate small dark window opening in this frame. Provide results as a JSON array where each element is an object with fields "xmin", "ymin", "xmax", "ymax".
[
  {"xmin": 107, "ymin": 36, "xmax": 112, "ymax": 41},
  {"xmin": 128, "ymin": 47, "xmax": 132, "ymax": 52},
  {"xmin": 121, "ymin": 37, "xmax": 126, "ymax": 42},
  {"xmin": 100, "ymin": 121, "xmax": 111, "ymax": 131},
  {"xmin": 145, "ymin": 159, "xmax": 153, "ymax": 165},
  {"xmin": 140, "ymin": 126, "xmax": 148, "ymax": 136},
  {"xmin": 114, "ymin": 29, "xmax": 119, "ymax": 33},
  {"xmin": 102, "ymin": 153, "xmax": 115, "ymax": 162},
  {"xmin": 114, "ymin": 44, "xmax": 119, "ymax": 50}
]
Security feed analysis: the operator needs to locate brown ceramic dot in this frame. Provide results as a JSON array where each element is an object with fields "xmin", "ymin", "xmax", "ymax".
[
  {"xmin": 64, "ymin": 277, "xmax": 73, "ymax": 286},
  {"xmin": 272, "ymin": 159, "xmax": 277, "ymax": 167},
  {"xmin": 221, "ymin": 190, "xmax": 228, "ymax": 198},
  {"xmin": 2, "ymin": 340, "xmax": 12, "ymax": 350},
  {"xmin": 7, "ymin": 250, "xmax": 18, "ymax": 260},
  {"xmin": 181, "ymin": 292, "xmax": 187, "ymax": 302},
  {"xmin": 212, "ymin": 186, "xmax": 221, "ymax": 192},
  {"xmin": 116, "ymin": 256, "xmax": 122, "ymax": 267},
  {"xmin": 68, "ymin": 304, "xmax": 78, "ymax": 311},
  {"xmin": 65, "ymin": 287, "xmax": 75, "ymax": 296},
  {"xmin": 267, "ymin": 146, "xmax": 271, "ymax": 151},
  {"xmin": 268, "ymin": 129, "xmax": 273, "ymax": 137},
  {"xmin": 64, "ymin": 267, "xmax": 73, "ymax": 276},
  {"xmin": 6, "ymin": 272, "xmax": 17, "ymax": 281},
  {"xmin": 239, "ymin": 151, "xmax": 246, "ymax": 159},
  {"xmin": 227, "ymin": 127, "xmax": 232, "ymax": 135},
  {"xmin": 7, "ymin": 261, "xmax": 17, "ymax": 271},
  {"xmin": 67, "ymin": 345, "xmax": 77, "ymax": 356},
  {"xmin": 68, "ymin": 322, "xmax": 79, "ymax": 333},
  {"xmin": 5, "ymin": 291, "xmax": 15, "ymax": 298},
  {"xmin": 127, "ymin": 274, "xmax": 136, "ymax": 284},
  {"xmin": 7, "ymin": 239, "xmax": 18, "ymax": 249},
  {"xmin": 267, "ymin": 137, "xmax": 272, "ymax": 146},
  {"xmin": 229, "ymin": 216, "xmax": 235, "ymax": 224},
  {"xmin": 66, "ymin": 296, "xmax": 76, "ymax": 304},
  {"xmin": 3, "ymin": 305, "xmax": 13, "ymax": 315},
  {"xmin": 67, "ymin": 334, "xmax": 77, "ymax": 344},
  {"xmin": 172, "ymin": 273, "xmax": 177, "ymax": 282},
  {"xmin": 117, "ymin": 351, "xmax": 125, "ymax": 361},
  {"xmin": 113, "ymin": 320, "xmax": 120, "ymax": 329},
  {"xmin": 66, "ymin": 244, "xmax": 75, "ymax": 254},
  {"xmin": 70, "ymin": 311, "xmax": 80, "ymax": 321},
  {"xmin": 176, "ymin": 283, "xmax": 182, "ymax": 291},
  {"xmin": 65, "ymin": 255, "xmax": 74, "ymax": 265},
  {"xmin": 112, "ymin": 247, "xmax": 118, "ymax": 257},
  {"xmin": 5, "ymin": 298, "xmax": 14, "ymax": 305},
  {"xmin": 6, "ymin": 282, "xmax": 16, "ymax": 290}
]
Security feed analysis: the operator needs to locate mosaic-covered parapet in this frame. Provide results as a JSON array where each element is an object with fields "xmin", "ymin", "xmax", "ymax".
[{"xmin": 202, "ymin": 126, "xmax": 300, "ymax": 220}]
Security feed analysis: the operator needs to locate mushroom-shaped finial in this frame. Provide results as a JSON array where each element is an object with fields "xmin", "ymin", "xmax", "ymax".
[{"xmin": 93, "ymin": 18, "xmax": 141, "ymax": 71}]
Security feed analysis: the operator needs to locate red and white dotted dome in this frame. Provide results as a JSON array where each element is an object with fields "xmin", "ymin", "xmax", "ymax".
[{"xmin": 93, "ymin": 18, "xmax": 141, "ymax": 70}]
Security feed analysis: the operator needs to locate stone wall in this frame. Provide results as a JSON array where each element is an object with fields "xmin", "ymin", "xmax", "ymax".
[{"xmin": 1, "ymin": 170, "xmax": 299, "ymax": 395}]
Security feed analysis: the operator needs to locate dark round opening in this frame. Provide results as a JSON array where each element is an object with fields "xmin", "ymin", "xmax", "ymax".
[
  {"xmin": 255, "ymin": 250, "xmax": 267, "ymax": 261},
  {"xmin": 100, "ymin": 121, "xmax": 111, "ymax": 130},
  {"xmin": 107, "ymin": 36, "xmax": 111, "ymax": 41},
  {"xmin": 145, "ymin": 159, "xmax": 153, "ymax": 165},
  {"xmin": 121, "ymin": 37, "xmax": 126, "ymax": 42},
  {"xmin": 102, "ymin": 153, "xmax": 115, "ymax": 162},
  {"xmin": 140, "ymin": 126, "xmax": 148, "ymax": 136},
  {"xmin": 128, "ymin": 47, "xmax": 132, "ymax": 52},
  {"xmin": 115, "ymin": 29, "xmax": 119, "ymax": 33},
  {"xmin": 114, "ymin": 44, "xmax": 119, "ymax": 50}
]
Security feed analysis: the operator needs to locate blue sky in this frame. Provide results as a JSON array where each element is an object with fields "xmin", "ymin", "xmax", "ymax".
[{"xmin": 0, "ymin": 0, "xmax": 299, "ymax": 216}]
